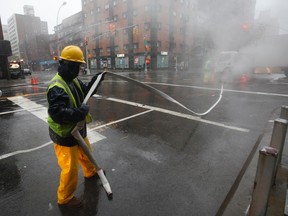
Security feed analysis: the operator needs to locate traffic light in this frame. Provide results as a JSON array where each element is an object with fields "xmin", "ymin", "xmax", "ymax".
[
  {"xmin": 53, "ymin": 56, "xmax": 58, "ymax": 61},
  {"xmin": 109, "ymin": 23, "xmax": 116, "ymax": 33},
  {"xmin": 145, "ymin": 45, "xmax": 151, "ymax": 52},
  {"xmin": 84, "ymin": 37, "xmax": 88, "ymax": 45},
  {"xmin": 241, "ymin": 23, "xmax": 249, "ymax": 32}
]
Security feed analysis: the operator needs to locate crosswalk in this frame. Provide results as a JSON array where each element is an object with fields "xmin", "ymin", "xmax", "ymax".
[{"xmin": 8, "ymin": 96, "xmax": 106, "ymax": 144}]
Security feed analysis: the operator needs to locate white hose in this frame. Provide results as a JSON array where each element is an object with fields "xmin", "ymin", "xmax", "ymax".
[{"xmin": 106, "ymin": 71, "xmax": 223, "ymax": 117}]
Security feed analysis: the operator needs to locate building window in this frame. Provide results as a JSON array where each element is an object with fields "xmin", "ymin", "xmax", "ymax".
[
  {"xmin": 133, "ymin": 10, "xmax": 137, "ymax": 17},
  {"xmin": 90, "ymin": 10, "xmax": 94, "ymax": 15},
  {"xmin": 105, "ymin": 4, "xmax": 109, "ymax": 10},
  {"xmin": 124, "ymin": 44, "xmax": 128, "ymax": 51},
  {"xmin": 107, "ymin": 47, "xmax": 111, "ymax": 53},
  {"xmin": 123, "ymin": 12, "xmax": 127, "ymax": 19},
  {"xmin": 97, "ymin": 7, "xmax": 101, "ymax": 12},
  {"xmin": 144, "ymin": 23, "xmax": 150, "ymax": 30},
  {"xmin": 115, "ymin": 46, "xmax": 119, "ymax": 52},
  {"xmin": 97, "ymin": 35, "xmax": 103, "ymax": 40},
  {"xmin": 113, "ymin": 1, "xmax": 117, "ymax": 6},
  {"xmin": 99, "ymin": 48, "xmax": 103, "ymax": 54},
  {"xmin": 133, "ymin": 43, "xmax": 139, "ymax": 50},
  {"xmin": 157, "ymin": 41, "xmax": 161, "ymax": 48},
  {"xmin": 113, "ymin": 15, "xmax": 118, "ymax": 22}
]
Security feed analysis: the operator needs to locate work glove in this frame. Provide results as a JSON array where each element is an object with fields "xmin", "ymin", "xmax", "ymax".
[
  {"xmin": 74, "ymin": 104, "xmax": 90, "ymax": 130},
  {"xmin": 87, "ymin": 72, "xmax": 106, "ymax": 94},
  {"xmin": 78, "ymin": 104, "xmax": 89, "ymax": 117}
]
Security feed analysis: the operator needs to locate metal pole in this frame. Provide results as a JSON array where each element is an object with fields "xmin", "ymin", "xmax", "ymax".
[
  {"xmin": 269, "ymin": 118, "xmax": 288, "ymax": 184},
  {"xmin": 280, "ymin": 105, "xmax": 288, "ymax": 120},
  {"xmin": 248, "ymin": 146, "xmax": 278, "ymax": 216},
  {"xmin": 82, "ymin": 21, "xmax": 113, "ymax": 75},
  {"xmin": 85, "ymin": 44, "xmax": 90, "ymax": 75},
  {"xmin": 144, "ymin": 56, "xmax": 147, "ymax": 72},
  {"xmin": 56, "ymin": 1, "xmax": 67, "ymax": 57},
  {"xmin": 175, "ymin": 56, "xmax": 178, "ymax": 72}
]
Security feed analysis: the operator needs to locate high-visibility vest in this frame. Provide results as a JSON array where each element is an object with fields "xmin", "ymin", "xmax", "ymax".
[{"xmin": 47, "ymin": 73, "xmax": 84, "ymax": 138}]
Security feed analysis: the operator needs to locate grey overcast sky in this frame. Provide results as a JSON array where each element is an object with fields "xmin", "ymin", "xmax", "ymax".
[
  {"xmin": 0, "ymin": 0, "xmax": 287, "ymax": 34},
  {"xmin": 0, "ymin": 0, "xmax": 81, "ymax": 34}
]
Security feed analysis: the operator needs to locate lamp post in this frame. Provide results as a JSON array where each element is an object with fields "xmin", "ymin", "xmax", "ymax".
[
  {"xmin": 83, "ymin": 20, "xmax": 113, "ymax": 75},
  {"xmin": 84, "ymin": 39, "xmax": 90, "ymax": 75},
  {"xmin": 56, "ymin": 1, "xmax": 67, "ymax": 57}
]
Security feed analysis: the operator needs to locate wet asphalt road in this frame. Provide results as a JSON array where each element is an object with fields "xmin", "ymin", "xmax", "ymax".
[{"xmin": 0, "ymin": 70, "xmax": 287, "ymax": 216}]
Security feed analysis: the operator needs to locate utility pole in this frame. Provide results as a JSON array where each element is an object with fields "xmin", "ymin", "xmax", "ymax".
[{"xmin": 56, "ymin": 1, "xmax": 67, "ymax": 57}]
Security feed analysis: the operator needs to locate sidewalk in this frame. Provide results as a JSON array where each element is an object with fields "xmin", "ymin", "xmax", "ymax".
[{"xmin": 223, "ymin": 110, "xmax": 288, "ymax": 215}]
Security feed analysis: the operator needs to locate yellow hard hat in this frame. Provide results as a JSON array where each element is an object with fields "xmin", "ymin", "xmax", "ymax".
[{"xmin": 60, "ymin": 45, "xmax": 86, "ymax": 63}]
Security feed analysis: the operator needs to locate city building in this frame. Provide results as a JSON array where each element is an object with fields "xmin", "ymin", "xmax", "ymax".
[
  {"xmin": 53, "ymin": 11, "xmax": 85, "ymax": 57},
  {"xmin": 0, "ymin": 18, "xmax": 12, "ymax": 79},
  {"xmin": 7, "ymin": 5, "xmax": 49, "ymax": 66},
  {"xmin": 254, "ymin": 10, "xmax": 279, "ymax": 37},
  {"xmin": 81, "ymin": 0, "xmax": 196, "ymax": 70},
  {"xmin": 2, "ymin": 24, "xmax": 10, "ymax": 41}
]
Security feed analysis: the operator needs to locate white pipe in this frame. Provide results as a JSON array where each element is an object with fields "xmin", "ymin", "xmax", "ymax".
[
  {"xmin": 71, "ymin": 72, "xmax": 112, "ymax": 198},
  {"xmin": 97, "ymin": 169, "xmax": 113, "ymax": 199}
]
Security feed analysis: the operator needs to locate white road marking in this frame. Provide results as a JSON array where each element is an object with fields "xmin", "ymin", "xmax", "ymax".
[
  {"xmin": 0, "ymin": 141, "xmax": 53, "ymax": 160},
  {"xmin": 89, "ymin": 110, "xmax": 153, "ymax": 131},
  {"xmin": 0, "ymin": 109, "xmax": 151, "ymax": 160},
  {"xmin": 8, "ymin": 96, "xmax": 106, "ymax": 144},
  {"xmin": 0, "ymin": 96, "xmax": 106, "ymax": 160},
  {"xmin": 8, "ymin": 96, "xmax": 48, "ymax": 122},
  {"xmin": 95, "ymin": 95, "xmax": 250, "ymax": 133},
  {"xmin": 145, "ymin": 82, "xmax": 288, "ymax": 98}
]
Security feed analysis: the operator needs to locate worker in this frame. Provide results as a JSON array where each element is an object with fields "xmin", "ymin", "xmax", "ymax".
[
  {"xmin": 203, "ymin": 59, "xmax": 214, "ymax": 83},
  {"xmin": 46, "ymin": 45, "xmax": 104, "ymax": 208}
]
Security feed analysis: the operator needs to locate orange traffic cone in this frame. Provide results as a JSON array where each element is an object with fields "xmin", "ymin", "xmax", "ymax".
[
  {"xmin": 31, "ymin": 77, "xmax": 35, "ymax": 85},
  {"xmin": 31, "ymin": 77, "xmax": 39, "ymax": 85},
  {"xmin": 240, "ymin": 74, "xmax": 249, "ymax": 85}
]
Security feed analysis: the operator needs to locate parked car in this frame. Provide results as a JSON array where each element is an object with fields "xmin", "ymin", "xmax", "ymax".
[
  {"xmin": 23, "ymin": 68, "xmax": 31, "ymax": 75},
  {"xmin": 9, "ymin": 62, "xmax": 24, "ymax": 79}
]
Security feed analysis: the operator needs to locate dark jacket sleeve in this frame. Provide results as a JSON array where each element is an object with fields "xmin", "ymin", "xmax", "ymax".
[
  {"xmin": 47, "ymin": 86, "xmax": 88, "ymax": 124},
  {"xmin": 80, "ymin": 72, "xmax": 105, "ymax": 98}
]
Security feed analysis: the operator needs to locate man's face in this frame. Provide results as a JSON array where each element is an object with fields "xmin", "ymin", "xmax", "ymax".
[
  {"xmin": 67, "ymin": 61, "xmax": 81, "ymax": 79},
  {"xmin": 59, "ymin": 60, "xmax": 82, "ymax": 81}
]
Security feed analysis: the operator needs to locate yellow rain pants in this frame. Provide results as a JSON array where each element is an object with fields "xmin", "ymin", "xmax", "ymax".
[{"xmin": 54, "ymin": 137, "xmax": 97, "ymax": 204}]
